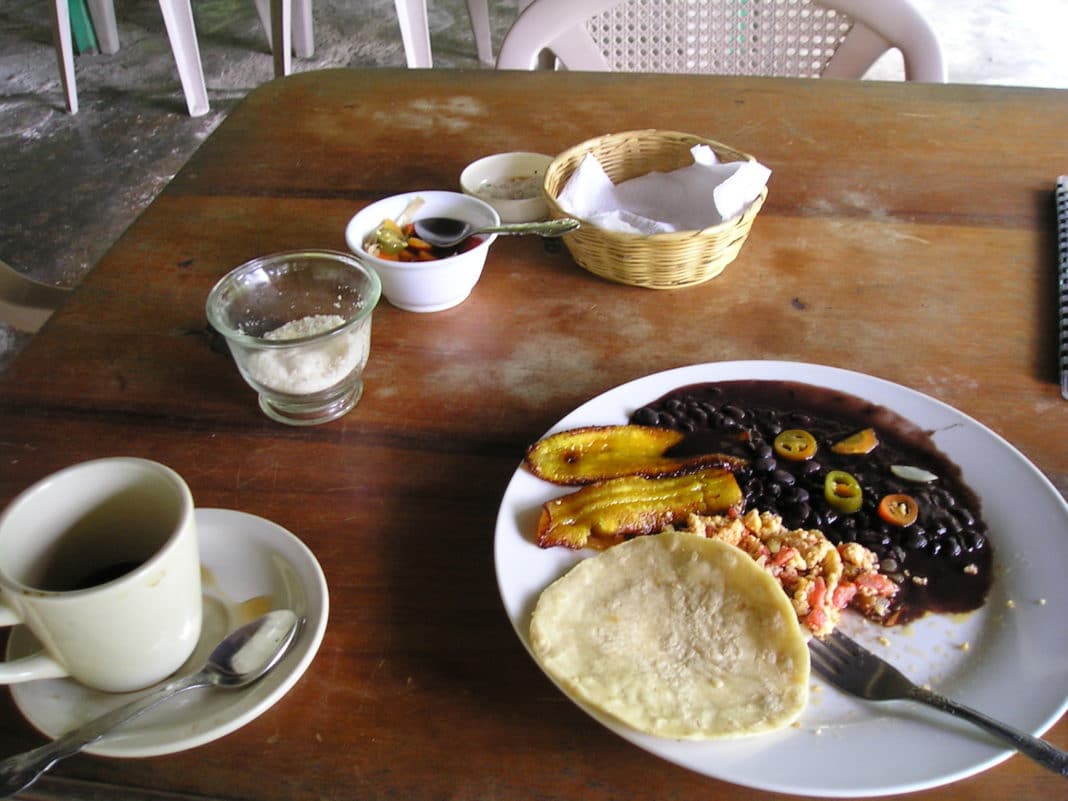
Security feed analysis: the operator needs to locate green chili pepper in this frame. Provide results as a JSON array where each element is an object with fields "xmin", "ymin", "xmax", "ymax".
[{"xmin": 824, "ymin": 470, "xmax": 863, "ymax": 514}]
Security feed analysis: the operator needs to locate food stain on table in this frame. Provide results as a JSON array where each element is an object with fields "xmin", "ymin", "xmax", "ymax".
[{"xmin": 372, "ymin": 96, "xmax": 486, "ymax": 133}]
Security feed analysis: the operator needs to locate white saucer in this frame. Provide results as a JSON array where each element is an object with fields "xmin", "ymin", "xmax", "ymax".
[{"xmin": 6, "ymin": 508, "xmax": 329, "ymax": 758}]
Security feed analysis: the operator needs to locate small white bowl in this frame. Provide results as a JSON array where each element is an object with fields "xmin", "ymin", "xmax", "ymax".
[
  {"xmin": 345, "ymin": 190, "xmax": 500, "ymax": 313},
  {"xmin": 460, "ymin": 152, "xmax": 553, "ymax": 223}
]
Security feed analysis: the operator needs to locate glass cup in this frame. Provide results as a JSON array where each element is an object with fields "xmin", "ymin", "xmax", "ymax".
[{"xmin": 206, "ymin": 250, "xmax": 381, "ymax": 426}]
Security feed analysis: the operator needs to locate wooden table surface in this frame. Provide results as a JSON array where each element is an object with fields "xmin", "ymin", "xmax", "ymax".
[{"xmin": 1, "ymin": 68, "xmax": 1067, "ymax": 800}]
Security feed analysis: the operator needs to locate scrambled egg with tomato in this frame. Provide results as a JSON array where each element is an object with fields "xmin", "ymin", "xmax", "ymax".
[{"xmin": 672, "ymin": 509, "xmax": 898, "ymax": 638}]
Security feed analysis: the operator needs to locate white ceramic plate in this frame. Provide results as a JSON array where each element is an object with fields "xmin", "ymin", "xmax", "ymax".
[
  {"xmin": 494, "ymin": 361, "xmax": 1068, "ymax": 797},
  {"xmin": 7, "ymin": 508, "xmax": 329, "ymax": 758}
]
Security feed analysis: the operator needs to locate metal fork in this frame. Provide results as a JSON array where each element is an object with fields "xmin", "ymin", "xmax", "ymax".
[{"xmin": 809, "ymin": 630, "xmax": 1068, "ymax": 777}]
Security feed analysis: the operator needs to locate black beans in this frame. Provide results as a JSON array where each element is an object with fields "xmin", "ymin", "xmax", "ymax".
[
  {"xmin": 771, "ymin": 469, "xmax": 796, "ymax": 487},
  {"xmin": 629, "ymin": 380, "xmax": 993, "ymax": 617},
  {"xmin": 904, "ymin": 530, "xmax": 928, "ymax": 550},
  {"xmin": 632, "ymin": 407, "xmax": 658, "ymax": 426}
]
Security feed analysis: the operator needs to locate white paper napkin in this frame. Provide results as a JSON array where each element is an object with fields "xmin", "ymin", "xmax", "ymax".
[{"xmin": 556, "ymin": 145, "xmax": 771, "ymax": 235}]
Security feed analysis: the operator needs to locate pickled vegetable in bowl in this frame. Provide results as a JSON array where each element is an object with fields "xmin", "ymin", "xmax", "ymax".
[{"xmin": 364, "ymin": 217, "xmax": 484, "ymax": 262}]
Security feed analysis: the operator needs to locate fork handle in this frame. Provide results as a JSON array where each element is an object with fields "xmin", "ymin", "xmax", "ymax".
[{"xmin": 908, "ymin": 686, "xmax": 1068, "ymax": 777}]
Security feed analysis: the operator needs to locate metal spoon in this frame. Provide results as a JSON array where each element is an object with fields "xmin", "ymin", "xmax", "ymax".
[
  {"xmin": 412, "ymin": 216, "xmax": 580, "ymax": 248},
  {"xmin": 0, "ymin": 609, "xmax": 301, "ymax": 799}
]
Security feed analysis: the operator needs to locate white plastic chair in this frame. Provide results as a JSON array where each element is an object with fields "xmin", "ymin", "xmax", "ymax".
[
  {"xmin": 257, "ymin": 0, "xmax": 492, "ymax": 73},
  {"xmin": 496, "ymin": 0, "xmax": 946, "ymax": 82},
  {"xmin": 51, "ymin": 0, "xmax": 210, "ymax": 116},
  {"xmin": 51, "ymin": 0, "xmax": 315, "ymax": 115}
]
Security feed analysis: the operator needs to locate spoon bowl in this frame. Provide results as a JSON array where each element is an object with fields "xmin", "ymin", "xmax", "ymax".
[
  {"xmin": 0, "ymin": 610, "xmax": 301, "ymax": 799},
  {"xmin": 413, "ymin": 217, "xmax": 580, "ymax": 249}
]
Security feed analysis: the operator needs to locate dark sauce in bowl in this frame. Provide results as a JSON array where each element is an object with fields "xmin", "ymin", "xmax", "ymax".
[{"xmin": 630, "ymin": 380, "xmax": 992, "ymax": 625}]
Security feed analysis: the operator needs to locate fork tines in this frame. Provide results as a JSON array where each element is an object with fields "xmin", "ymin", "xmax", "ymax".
[{"xmin": 807, "ymin": 629, "xmax": 911, "ymax": 701}]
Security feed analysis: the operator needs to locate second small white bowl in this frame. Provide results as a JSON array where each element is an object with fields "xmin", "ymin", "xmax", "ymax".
[
  {"xmin": 345, "ymin": 190, "xmax": 500, "ymax": 313},
  {"xmin": 460, "ymin": 152, "xmax": 553, "ymax": 223}
]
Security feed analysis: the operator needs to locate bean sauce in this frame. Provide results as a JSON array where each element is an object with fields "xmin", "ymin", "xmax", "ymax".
[{"xmin": 630, "ymin": 380, "xmax": 993, "ymax": 625}]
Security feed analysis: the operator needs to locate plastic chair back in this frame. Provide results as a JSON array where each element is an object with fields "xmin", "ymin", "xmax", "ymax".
[{"xmin": 496, "ymin": 0, "xmax": 946, "ymax": 82}]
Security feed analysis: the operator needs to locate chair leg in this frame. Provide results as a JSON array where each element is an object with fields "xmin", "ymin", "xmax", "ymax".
[
  {"xmin": 270, "ymin": 0, "xmax": 293, "ymax": 77},
  {"xmin": 48, "ymin": 0, "xmax": 78, "ymax": 113},
  {"xmin": 394, "ymin": 0, "xmax": 432, "ymax": 68},
  {"xmin": 254, "ymin": 0, "xmax": 311, "ymax": 73},
  {"xmin": 85, "ymin": 0, "xmax": 120, "ymax": 54},
  {"xmin": 252, "ymin": 0, "xmax": 272, "ymax": 48},
  {"xmin": 293, "ymin": 0, "xmax": 314, "ymax": 58},
  {"xmin": 157, "ymin": 0, "xmax": 210, "ymax": 116},
  {"xmin": 464, "ymin": 0, "xmax": 492, "ymax": 65}
]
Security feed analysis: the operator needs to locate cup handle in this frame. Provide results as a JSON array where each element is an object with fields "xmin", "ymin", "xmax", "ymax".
[
  {"xmin": 0, "ymin": 601, "xmax": 18, "ymax": 626},
  {"xmin": 0, "ymin": 652, "xmax": 70, "ymax": 683},
  {"xmin": 0, "ymin": 600, "xmax": 71, "ymax": 683}
]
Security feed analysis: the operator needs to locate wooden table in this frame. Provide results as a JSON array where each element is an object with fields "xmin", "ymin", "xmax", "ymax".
[{"xmin": 1, "ymin": 68, "xmax": 1066, "ymax": 800}]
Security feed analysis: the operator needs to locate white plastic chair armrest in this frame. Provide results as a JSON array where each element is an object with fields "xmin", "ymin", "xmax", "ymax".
[
  {"xmin": 0, "ymin": 261, "xmax": 71, "ymax": 334},
  {"xmin": 822, "ymin": 0, "xmax": 946, "ymax": 82},
  {"xmin": 496, "ymin": 0, "xmax": 617, "ymax": 70}
]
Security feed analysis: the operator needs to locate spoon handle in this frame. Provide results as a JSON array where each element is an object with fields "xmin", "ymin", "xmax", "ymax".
[
  {"xmin": 0, "ymin": 672, "xmax": 207, "ymax": 798},
  {"xmin": 482, "ymin": 218, "xmax": 580, "ymax": 238}
]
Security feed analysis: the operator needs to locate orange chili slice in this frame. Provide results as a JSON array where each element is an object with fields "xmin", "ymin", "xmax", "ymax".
[
  {"xmin": 832, "ymin": 427, "xmax": 879, "ymax": 455},
  {"xmin": 878, "ymin": 494, "xmax": 919, "ymax": 527}
]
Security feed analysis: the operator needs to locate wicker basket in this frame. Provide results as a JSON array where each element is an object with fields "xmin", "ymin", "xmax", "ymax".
[{"xmin": 543, "ymin": 129, "xmax": 766, "ymax": 289}]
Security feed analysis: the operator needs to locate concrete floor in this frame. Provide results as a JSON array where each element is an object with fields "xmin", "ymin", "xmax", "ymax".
[{"xmin": 1, "ymin": 0, "xmax": 1067, "ymax": 367}]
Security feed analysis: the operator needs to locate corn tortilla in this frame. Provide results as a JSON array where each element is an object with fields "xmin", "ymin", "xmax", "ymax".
[{"xmin": 529, "ymin": 532, "xmax": 809, "ymax": 739}]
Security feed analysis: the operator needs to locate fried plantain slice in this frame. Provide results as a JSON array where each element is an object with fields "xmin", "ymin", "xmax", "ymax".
[
  {"xmin": 536, "ymin": 468, "xmax": 744, "ymax": 550},
  {"xmin": 525, "ymin": 425, "xmax": 744, "ymax": 486}
]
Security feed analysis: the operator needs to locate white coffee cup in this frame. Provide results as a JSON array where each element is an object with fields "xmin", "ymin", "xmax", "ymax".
[{"xmin": 0, "ymin": 458, "xmax": 202, "ymax": 692}]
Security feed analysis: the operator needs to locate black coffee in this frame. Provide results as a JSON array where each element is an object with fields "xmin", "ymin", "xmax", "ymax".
[{"xmin": 34, "ymin": 557, "xmax": 146, "ymax": 593}]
